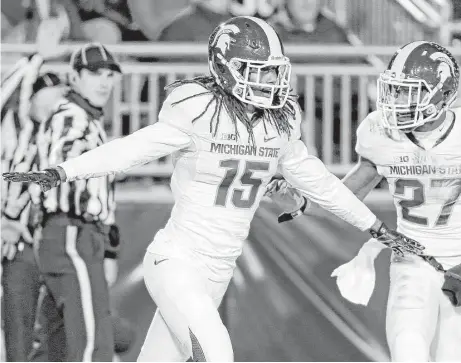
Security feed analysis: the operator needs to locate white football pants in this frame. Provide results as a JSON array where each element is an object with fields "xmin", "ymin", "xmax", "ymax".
[
  {"xmin": 137, "ymin": 251, "xmax": 233, "ymax": 362},
  {"xmin": 386, "ymin": 255, "xmax": 461, "ymax": 361}
]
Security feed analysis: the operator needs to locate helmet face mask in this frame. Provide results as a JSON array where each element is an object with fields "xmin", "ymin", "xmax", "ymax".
[
  {"xmin": 376, "ymin": 41, "xmax": 460, "ymax": 131},
  {"xmin": 208, "ymin": 16, "xmax": 291, "ymax": 109},
  {"xmin": 377, "ymin": 72, "xmax": 437, "ymax": 130},
  {"xmin": 230, "ymin": 57, "xmax": 291, "ymax": 108}
]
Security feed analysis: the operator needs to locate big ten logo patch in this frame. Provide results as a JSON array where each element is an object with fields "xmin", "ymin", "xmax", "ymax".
[
  {"xmin": 221, "ymin": 133, "xmax": 237, "ymax": 141},
  {"xmin": 393, "ymin": 155, "xmax": 410, "ymax": 164}
]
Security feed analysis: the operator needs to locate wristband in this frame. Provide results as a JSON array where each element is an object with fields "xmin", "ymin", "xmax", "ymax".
[{"xmin": 277, "ymin": 196, "xmax": 309, "ymax": 223}]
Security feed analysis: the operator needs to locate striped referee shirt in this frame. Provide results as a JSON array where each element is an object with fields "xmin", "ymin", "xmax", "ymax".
[
  {"xmin": 1, "ymin": 54, "xmax": 44, "ymax": 228},
  {"xmin": 39, "ymin": 90, "xmax": 116, "ymax": 225}
]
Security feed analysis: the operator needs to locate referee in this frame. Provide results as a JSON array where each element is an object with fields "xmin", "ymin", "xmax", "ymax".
[
  {"xmin": 35, "ymin": 42, "xmax": 122, "ymax": 361},
  {"xmin": 1, "ymin": 18, "xmax": 68, "ymax": 362}
]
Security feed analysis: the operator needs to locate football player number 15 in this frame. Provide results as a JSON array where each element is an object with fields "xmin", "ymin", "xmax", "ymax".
[
  {"xmin": 394, "ymin": 178, "xmax": 461, "ymax": 226},
  {"xmin": 215, "ymin": 159, "xmax": 270, "ymax": 209}
]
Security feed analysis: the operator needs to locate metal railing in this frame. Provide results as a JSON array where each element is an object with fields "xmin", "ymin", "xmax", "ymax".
[
  {"xmin": 325, "ymin": 0, "xmax": 454, "ymax": 46},
  {"xmin": 3, "ymin": 44, "xmax": 461, "ymax": 176}
]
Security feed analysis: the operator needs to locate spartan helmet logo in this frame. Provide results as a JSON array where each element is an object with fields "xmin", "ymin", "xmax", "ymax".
[
  {"xmin": 430, "ymin": 52, "xmax": 454, "ymax": 87},
  {"xmin": 212, "ymin": 24, "xmax": 240, "ymax": 56}
]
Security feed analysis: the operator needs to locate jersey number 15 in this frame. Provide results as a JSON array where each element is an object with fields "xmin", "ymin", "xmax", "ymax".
[{"xmin": 215, "ymin": 159, "xmax": 270, "ymax": 209}]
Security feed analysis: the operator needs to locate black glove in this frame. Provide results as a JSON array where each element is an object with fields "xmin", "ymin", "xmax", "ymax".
[
  {"xmin": 109, "ymin": 224, "xmax": 121, "ymax": 248},
  {"xmin": 442, "ymin": 264, "xmax": 461, "ymax": 307},
  {"xmin": 104, "ymin": 224, "xmax": 121, "ymax": 259},
  {"xmin": 369, "ymin": 222, "xmax": 425, "ymax": 257},
  {"xmin": 2, "ymin": 167, "xmax": 65, "ymax": 192}
]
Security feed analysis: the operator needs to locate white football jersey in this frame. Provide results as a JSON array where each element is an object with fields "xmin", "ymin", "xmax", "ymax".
[
  {"xmin": 150, "ymin": 84, "xmax": 288, "ymax": 279},
  {"xmin": 356, "ymin": 109, "xmax": 461, "ymax": 267},
  {"xmin": 61, "ymin": 83, "xmax": 376, "ymax": 281}
]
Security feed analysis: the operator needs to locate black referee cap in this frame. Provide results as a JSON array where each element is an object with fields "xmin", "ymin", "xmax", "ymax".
[{"xmin": 70, "ymin": 42, "xmax": 122, "ymax": 74}]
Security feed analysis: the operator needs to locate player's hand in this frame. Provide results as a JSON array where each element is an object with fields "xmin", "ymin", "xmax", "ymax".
[
  {"xmin": 2, "ymin": 217, "xmax": 33, "ymax": 245},
  {"xmin": 369, "ymin": 222, "xmax": 425, "ymax": 257},
  {"xmin": 2, "ymin": 168, "xmax": 63, "ymax": 193},
  {"xmin": 1, "ymin": 217, "xmax": 33, "ymax": 260},
  {"xmin": 36, "ymin": 8, "xmax": 70, "ymax": 59},
  {"xmin": 104, "ymin": 258, "xmax": 118, "ymax": 288},
  {"xmin": 2, "ymin": 242, "xmax": 17, "ymax": 261},
  {"xmin": 265, "ymin": 179, "xmax": 310, "ymax": 223}
]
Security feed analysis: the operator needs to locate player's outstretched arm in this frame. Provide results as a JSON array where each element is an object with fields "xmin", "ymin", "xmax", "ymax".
[
  {"xmin": 266, "ymin": 156, "xmax": 383, "ymax": 219},
  {"xmin": 2, "ymin": 84, "xmax": 202, "ymax": 191},
  {"xmin": 279, "ymin": 139, "xmax": 425, "ymax": 256},
  {"xmin": 2, "ymin": 121, "xmax": 193, "ymax": 191},
  {"xmin": 279, "ymin": 139, "xmax": 377, "ymax": 231}
]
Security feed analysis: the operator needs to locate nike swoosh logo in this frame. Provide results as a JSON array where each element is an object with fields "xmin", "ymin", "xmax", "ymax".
[
  {"xmin": 154, "ymin": 258, "xmax": 169, "ymax": 266},
  {"xmin": 264, "ymin": 136, "xmax": 276, "ymax": 142}
]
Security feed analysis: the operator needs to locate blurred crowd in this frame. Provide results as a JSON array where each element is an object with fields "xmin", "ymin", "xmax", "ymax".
[{"xmin": 3, "ymin": 0, "xmax": 459, "ymax": 46}]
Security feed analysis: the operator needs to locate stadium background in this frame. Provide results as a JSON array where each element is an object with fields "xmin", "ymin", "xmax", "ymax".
[{"xmin": 1, "ymin": 0, "xmax": 461, "ymax": 361}]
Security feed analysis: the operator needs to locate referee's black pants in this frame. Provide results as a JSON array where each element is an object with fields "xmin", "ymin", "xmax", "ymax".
[
  {"xmin": 37, "ymin": 213, "xmax": 113, "ymax": 361},
  {"xmin": 2, "ymin": 242, "xmax": 42, "ymax": 362}
]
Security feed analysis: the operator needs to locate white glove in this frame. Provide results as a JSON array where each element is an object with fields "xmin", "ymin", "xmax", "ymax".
[{"xmin": 331, "ymin": 238, "xmax": 386, "ymax": 306}]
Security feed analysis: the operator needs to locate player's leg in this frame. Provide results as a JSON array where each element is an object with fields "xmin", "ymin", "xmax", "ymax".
[
  {"xmin": 138, "ymin": 252, "xmax": 233, "ymax": 362},
  {"xmin": 386, "ymin": 256, "xmax": 440, "ymax": 361},
  {"xmin": 431, "ymin": 292, "xmax": 461, "ymax": 361},
  {"xmin": 138, "ymin": 308, "xmax": 188, "ymax": 362},
  {"xmin": 1, "ymin": 242, "xmax": 41, "ymax": 361},
  {"xmin": 138, "ymin": 265, "xmax": 230, "ymax": 362}
]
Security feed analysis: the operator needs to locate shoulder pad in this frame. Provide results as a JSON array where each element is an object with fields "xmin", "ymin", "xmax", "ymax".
[
  {"xmin": 450, "ymin": 106, "xmax": 461, "ymax": 119},
  {"xmin": 159, "ymin": 83, "xmax": 214, "ymax": 133},
  {"xmin": 355, "ymin": 111, "xmax": 386, "ymax": 162},
  {"xmin": 287, "ymin": 99, "xmax": 302, "ymax": 141},
  {"xmin": 166, "ymin": 83, "xmax": 213, "ymax": 106}
]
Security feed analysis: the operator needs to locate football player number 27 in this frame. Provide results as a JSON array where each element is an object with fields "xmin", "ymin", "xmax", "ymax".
[
  {"xmin": 215, "ymin": 159, "xmax": 269, "ymax": 209},
  {"xmin": 394, "ymin": 178, "xmax": 461, "ymax": 226}
]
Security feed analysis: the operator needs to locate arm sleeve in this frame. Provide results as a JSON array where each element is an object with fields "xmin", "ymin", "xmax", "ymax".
[
  {"xmin": 1, "ymin": 54, "xmax": 43, "ymax": 219},
  {"xmin": 354, "ymin": 111, "xmax": 380, "ymax": 162},
  {"xmin": 2, "ymin": 122, "xmax": 40, "ymax": 220},
  {"xmin": 59, "ymin": 88, "xmax": 196, "ymax": 181},
  {"xmin": 341, "ymin": 157, "xmax": 382, "ymax": 201},
  {"xmin": 279, "ymin": 139, "xmax": 377, "ymax": 232},
  {"xmin": 1, "ymin": 54, "xmax": 43, "ymax": 115}
]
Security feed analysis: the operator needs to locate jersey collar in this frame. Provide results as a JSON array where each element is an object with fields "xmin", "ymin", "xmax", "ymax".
[
  {"xmin": 67, "ymin": 90, "xmax": 104, "ymax": 120},
  {"xmin": 406, "ymin": 111, "xmax": 456, "ymax": 150}
]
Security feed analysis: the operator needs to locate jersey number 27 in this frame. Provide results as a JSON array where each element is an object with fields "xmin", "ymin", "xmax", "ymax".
[{"xmin": 394, "ymin": 178, "xmax": 461, "ymax": 226}]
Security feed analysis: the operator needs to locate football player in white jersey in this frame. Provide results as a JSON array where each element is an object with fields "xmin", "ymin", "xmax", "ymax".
[
  {"xmin": 268, "ymin": 40, "xmax": 461, "ymax": 361},
  {"xmin": 3, "ymin": 18, "xmax": 424, "ymax": 362}
]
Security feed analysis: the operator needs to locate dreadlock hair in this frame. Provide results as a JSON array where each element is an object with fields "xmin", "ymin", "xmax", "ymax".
[{"xmin": 166, "ymin": 75, "xmax": 297, "ymax": 146}]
